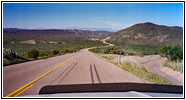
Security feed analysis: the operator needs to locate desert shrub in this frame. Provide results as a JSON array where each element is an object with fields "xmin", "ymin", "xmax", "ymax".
[
  {"xmin": 28, "ymin": 50, "xmax": 39, "ymax": 58},
  {"xmin": 89, "ymin": 48, "xmax": 101, "ymax": 53},
  {"xmin": 139, "ymin": 52, "xmax": 144, "ymax": 57},
  {"xmin": 50, "ymin": 49, "xmax": 59, "ymax": 55},
  {"xmin": 77, "ymin": 46, "xmax": 85, "ymax": 49},
  {"xmin": 160, "ymin": 45, "xmax": 183, "ymax": 61},
  {"xmin": 72, "ymin": 49, "xmax": 77, "ymax": 52},
  {"xmin": 128, "ymin": 52, "xmax": 135, "ymax": 56},
  {"xmin": 69, "ymin": 50, "xmax": 74, "ymax": 53},
  {"xmin": 104, "ymin": 46, "xmax": 117, "ymax": 54},
  {"xmin": 153, "ymin": 50, "xmax": 159, "ymax": 55},
  {"xmin": 63, "ymin": 49, "xmax": 69, "ymax": 54},
  {"xmin": 3, "ymin": 48, "xmax": 18, "ymax": 60},
  {"xmin": 116, "ymin": 50, "xmax": 125, "ymax": 55},
  {"xmin": 139, "ymin": 51, "xmax": 149, "ymax": 57},
  {"xmin": 39, "ymin": 52, "xmax": 49, "ymax": 57},
  {"xmin": 111, "ymin": 49, "xmax": 119, "ymax": 54},
  {"xmin": 103, "ymin": 49, "xmax": 110, "ymax": 54}
]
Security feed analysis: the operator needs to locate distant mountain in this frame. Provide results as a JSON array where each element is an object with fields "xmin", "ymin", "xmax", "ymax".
[
  {"xmin": 3, "ymin": 28, "xmax": 111, "ymax": 38},
  {"xmin": 108, "ymin": 22, "xmax": 183, "ymax": 46},
  {"xmin": 68, "ymin": 27, "xmax": 116, "ymax": 32}
]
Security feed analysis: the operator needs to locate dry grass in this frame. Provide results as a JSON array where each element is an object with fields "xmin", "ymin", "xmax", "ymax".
[
  {"xmin": 100, "ymin": 55, "xmax": 170, "ymax": 84},
  {"xmin": 163, "ymin": 60, "xmax": 183, "ymax": 73}
]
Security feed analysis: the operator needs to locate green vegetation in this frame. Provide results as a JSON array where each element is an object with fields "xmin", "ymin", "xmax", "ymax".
[
  {"xmin": 3, "ymin": 37, "xmax": 106, "ymax": 66},
  {"xmin": 89, "ymin": 44, "xmax": 159, "ymax": 56},
  {"xmin": 4, "ymin": 37, "xmax": 105, "ymax": 56},
  {"xmin": 163, "ymin": 60, "xmax": 183, "ymax": 73},
  {"xmin": 3, "ymin": 48, "xmax": 28, "ymax": 66},
  {"xmin": 116, "ymin": 44, "xmax": 160, "ymax": 55},
  {"xmin": 3, "ymin": 48, "xmax": 18, "ymax": 60},
  {"xmin": 63, "ymin": 49, "xmax": 76, "ymax": 54},
  {"xmin": 89, "ymin": 48, "xmax": 103, "ymax": 53},
  {"xmin": 103, "ymin": 46, "xmax": 125, "ymax": 55},
  {"xmin": 28, "ymin": 50, "xmax": 39, "ymax": 59},
  {"xmin": 128, "ymin": 53, "xmax": 135, "ymax": 56},
  {"xmin": 121, "ymin": 62, "xmax": 170, "ymax": 84},
  {"xmin": 101, "ymin": 56, "xmax": 114, "ymax": 61},
  {"xmin": 50, "ymin": 49, "xmax": 59, "ymax": 55},
  {"xmin": 160, "ymin": 45, "xmax": 183, "ymax": 72},
  {"xmin": 160, "ymin": 45, "xmax": 183, "ymax": 61},
  {"xmin": 90, "ymin": 44, "xmax": 183, "ymax": 62},
  {"xmin": 39, "ymin": 52, "xmax": 49, "ymax": 58}
]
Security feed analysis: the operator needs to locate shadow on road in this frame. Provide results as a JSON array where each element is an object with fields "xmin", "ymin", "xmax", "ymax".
[
  {"xmin": 93, "ymin": 64, "xmax": 102, "ymax": 83},
  {"xmin": 90, "ymin": 64, "xmax": 94, "ymax": 83},
  {"xmin": 90, "ymin": 64, "xmax": 102, "ymax": 84},
  {"xmin": 49, "ymin": 62, "xmax": 78, "ymax": 84},
  {"xmin": 58, "ymin": 62, "xmax": 78, "ymax": 84}
]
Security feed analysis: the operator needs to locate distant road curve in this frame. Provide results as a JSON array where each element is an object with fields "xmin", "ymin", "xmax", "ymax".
[{"xmin": 101, "ymin": 37, "xmax": 114, "ymax": 46}]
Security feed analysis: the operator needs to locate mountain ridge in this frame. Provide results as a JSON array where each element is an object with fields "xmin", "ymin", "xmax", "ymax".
[
  {"xmin": 108, "ymin": 22, "xmax": 183, "ymax": 46},
  {"xmin": 3, "ymin": 28, "xmax": 111, "ymax": 38}
]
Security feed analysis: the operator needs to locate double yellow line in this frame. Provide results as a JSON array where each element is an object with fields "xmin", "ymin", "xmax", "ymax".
[{"xmin": 5, "ymin": 54, "xmax": 79, "ymax": 97}]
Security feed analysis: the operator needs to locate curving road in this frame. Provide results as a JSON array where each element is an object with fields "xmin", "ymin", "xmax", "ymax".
[
  {"xmin": 101, "ymin": 37, "xmax": 114, "ymax": 46},
  {"xmin": 144, "ymin": 58, "xmax": 183, "ymax": 85},
  {"xmin": 3, "ymin": 48, "xmax": 146, "ymax": 97}
]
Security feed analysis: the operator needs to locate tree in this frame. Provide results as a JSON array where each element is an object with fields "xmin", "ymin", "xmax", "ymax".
[
  {"xmin": 160, "ymin": 45, "xmax": 183, "ymax": 61},
  {"xmin": 28, "ymin": 50, "xmax": 39, "ymax": 58}
]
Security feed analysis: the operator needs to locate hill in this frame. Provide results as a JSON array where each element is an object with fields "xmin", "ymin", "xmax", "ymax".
[
  {"xmin": 3, "ymin": 28, "xmax": 111, "ymax": 38},
  {"xmin": 108, "ymin": 22, "xmax": 183, "ymax": 46}
]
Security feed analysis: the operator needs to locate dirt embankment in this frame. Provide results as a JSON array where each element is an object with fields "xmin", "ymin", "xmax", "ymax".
[
  {"xmin": 99, "ymin": 54, "xmax": 183, "ymax": 85},
  {"xmin": 144, "ymin": 58, "xmax": 183, "ymax": 85}
]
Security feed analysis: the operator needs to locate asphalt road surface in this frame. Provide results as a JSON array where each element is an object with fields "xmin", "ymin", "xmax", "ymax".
[
  {"xmin": 3, "ymin": 49, "xmax": 145, "ymax": 97},
  {"xmin": 144, "ymin": 58, "xmax": 183, "ymax": 85}
]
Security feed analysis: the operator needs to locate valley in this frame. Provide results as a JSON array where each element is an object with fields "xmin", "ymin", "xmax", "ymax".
[
  {"xmin": 3, "ymin": 22, "xmax": 183, "ymax": 97},
  {"xmin": 2, "ymin": 2, "xmax": 184, "ymax": 98}
]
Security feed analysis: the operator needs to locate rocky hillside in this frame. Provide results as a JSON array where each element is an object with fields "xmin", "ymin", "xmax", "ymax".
[{"xmin": 108, "ymin": 22, "xmax": 183, "ymax": 46}]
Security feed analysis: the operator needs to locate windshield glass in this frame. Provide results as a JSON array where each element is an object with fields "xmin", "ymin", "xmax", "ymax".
[{"xmin": 2, "ymin": 2, "xmax": 184, "ymax": 98}]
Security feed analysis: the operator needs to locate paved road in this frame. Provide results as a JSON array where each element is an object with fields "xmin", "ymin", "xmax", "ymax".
[
  {"xmin": 3, "ymin": 49, "xmax": 145, "ymax": 97},
  {"xmin": 101, "ymin": 36, "xmax": 114, "ymax": 46},
  {"xmin": 144, "ymin": 58, "xmax": 183, "ymax": 85}
]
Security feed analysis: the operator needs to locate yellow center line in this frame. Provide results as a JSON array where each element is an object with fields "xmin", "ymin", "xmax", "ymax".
[
  {"xmin": 5, "ymin": 54, "xmax": 79, "ymax": 97},
  {"xmin": 13, "ymin": 84, "xmax": 34, "ymax": 97}
]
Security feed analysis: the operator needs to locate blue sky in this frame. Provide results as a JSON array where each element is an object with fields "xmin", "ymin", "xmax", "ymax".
[{"xmin": 3, "ymin": 3, "xmax": 183, "ymax": 31}]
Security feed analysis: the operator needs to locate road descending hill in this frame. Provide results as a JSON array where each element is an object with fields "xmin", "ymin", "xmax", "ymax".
[{"xmin": 3, "ymin": 49, "xmax": 145, "ymax": 97}]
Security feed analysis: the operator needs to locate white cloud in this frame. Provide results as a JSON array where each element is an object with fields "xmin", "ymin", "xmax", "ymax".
[
  {"xmin": 95, "ymin": 19, "xmax": 123, "ymax": 28},
  {"xmin": 94, "ymin": 17, "xmax": 130, "ymax": 31}
]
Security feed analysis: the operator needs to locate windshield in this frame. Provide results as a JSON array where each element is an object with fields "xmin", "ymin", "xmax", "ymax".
[{"xmin": 2, "ymin": 2, "xmax": 184, "ymax": 98}]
